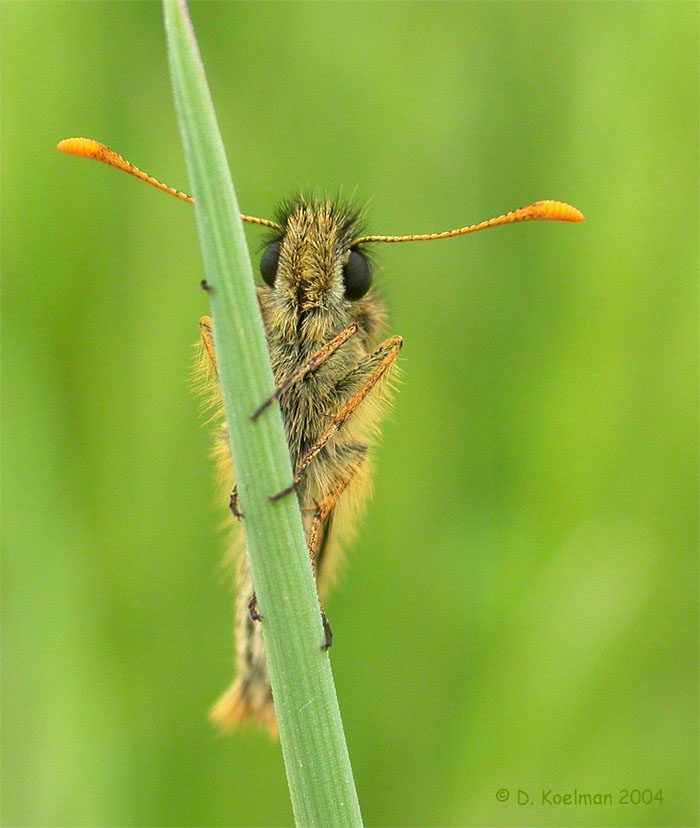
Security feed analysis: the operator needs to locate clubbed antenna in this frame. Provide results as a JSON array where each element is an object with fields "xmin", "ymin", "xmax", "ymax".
[
  {"xmin": 57, "ymin": 138, "xmax": 283, "ymax": 231},
  {"xmin": 351, "ymin": 200, "xmax": 584, "ymax": 245}
]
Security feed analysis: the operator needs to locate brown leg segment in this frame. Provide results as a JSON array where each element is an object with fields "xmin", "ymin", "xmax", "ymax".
[
  {"xmin": 321, "ymin": 610, "xmax": 333, "ymax": 651},
  {"xmin": 229, "ymin": 487, "xmax": 243, "ymax": 519},
  {"xmin": 251, "ymin": 322, "xmax": 359, "ymax": 420},
  {"xmin": 248, "ymin": 594, "xmax": 262, "ymax": 621},
  {"xmin": 307, "ymin": 454, "xmax": 366, "ymax": 564},
  {"xmin": 308, "ymin": 457, "xmax": 365, "ymax": 651},
  {"xmin": 271, "ymin": 335, "xmax": 402, "ymax": 501},
  {"xmin": 306, "ymin": 449, "xmax": 368, "ymax": 653}
]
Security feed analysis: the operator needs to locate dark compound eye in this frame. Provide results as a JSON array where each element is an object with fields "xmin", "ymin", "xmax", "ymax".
[
  {"xmin": 343, "ymin": 250, "xmax": 372, "ymax": 300},
  {"xmin": 260, "ymin": 240, "xmax": 281, "ymax": 286}
]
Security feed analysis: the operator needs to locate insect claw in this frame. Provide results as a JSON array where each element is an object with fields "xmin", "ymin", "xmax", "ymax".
[
  {"xmin": 311, "ymin": 499, "xmax": 325, "ymax": 523},
  {"xmin": 250, "ymin": 400, "xmax": 270, "ymax": 421},
  {"xmin": 321, "ymin": 611, "xmax": 333, "ymax": 650},
  {"xmin": 269, "ymin": 482, "xmax": 297, "ymax": 502},
  {"xmin": 229, "ymin": 490, "xmax": 244, "ymax": 519},
  {"xmin": 248, "ymin": 595, "xmax": 262, "ymax": 622}
]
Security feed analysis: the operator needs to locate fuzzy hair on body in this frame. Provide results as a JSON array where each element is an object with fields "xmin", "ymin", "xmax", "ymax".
[{"xmin": 197, "ymin": 195, "xmax": 400, "ymax": 736}]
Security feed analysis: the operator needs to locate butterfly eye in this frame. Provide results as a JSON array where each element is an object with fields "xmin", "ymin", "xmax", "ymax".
[
  {"xmin": 260, "ymin": 240, "xmax": 281, "ymax": 286},
  {"xmin": 343, "ymin": 250, "xmax": 372, "ymax": 300}
]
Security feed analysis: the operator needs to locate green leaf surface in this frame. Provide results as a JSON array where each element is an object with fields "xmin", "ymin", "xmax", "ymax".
[{"xmin": 162, "ymin": 1, "xmax": 362, "ymax": 825}]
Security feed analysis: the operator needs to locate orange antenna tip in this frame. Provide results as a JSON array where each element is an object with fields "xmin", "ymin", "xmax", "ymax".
[
  {"xmin": 58, "ymin": 136, "xmax": 194, "ymax": 203},
  {"xmin": 57, "ymin": 136, "xmax": 282, "ymax": 230},
  {"xmin": 524, "ymin": 200, "xmax": 585, "ymax": 223},
  {"xmin": 351, "ymin": 198, "xmax": 584, "ymax": 245},
  {"xmin": 57, "ymin": 137, "xmax": 105, "ymax": 159}
]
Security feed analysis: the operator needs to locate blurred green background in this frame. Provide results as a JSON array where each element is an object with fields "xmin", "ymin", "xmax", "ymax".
[{"xmin": 2, "ymin": 2, "xmax": 697, "ymax": 827}]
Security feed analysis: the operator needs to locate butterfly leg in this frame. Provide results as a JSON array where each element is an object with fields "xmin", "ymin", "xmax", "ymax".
[
  {"xmin": 247, "ymin": 452, "xmax": 366, "ymax": 647},
  {"xmin": 271, "ymin": 335, "xmax": 402, "ymax": 501},
  {"xmin": 307, "ymin": 451, "xmax": 367, "ymax": 650},
  {"xmin": 251, "ymin": 322, "xmax": 359, "ymax": 420},
  {"xmin": 229, "ymin": 487, "xmax": 243, "ymax": 520},
  {"xmin": 307, "ymin": 451, "xmax": 367, "ymax": 565},
  {"xmin": 248, "ymin": 593, "xmax": 262, "ymax": 621}
]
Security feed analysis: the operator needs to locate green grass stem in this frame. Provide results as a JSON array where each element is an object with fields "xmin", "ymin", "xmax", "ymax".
[{"xmin": 162, "ymin": 2, "xmax": 363, "ymax": 825}]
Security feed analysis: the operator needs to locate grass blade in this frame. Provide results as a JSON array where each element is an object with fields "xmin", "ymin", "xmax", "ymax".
[{"xmin": 162, "ymin": 1, "xmax": 363, "ymax": 825}]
